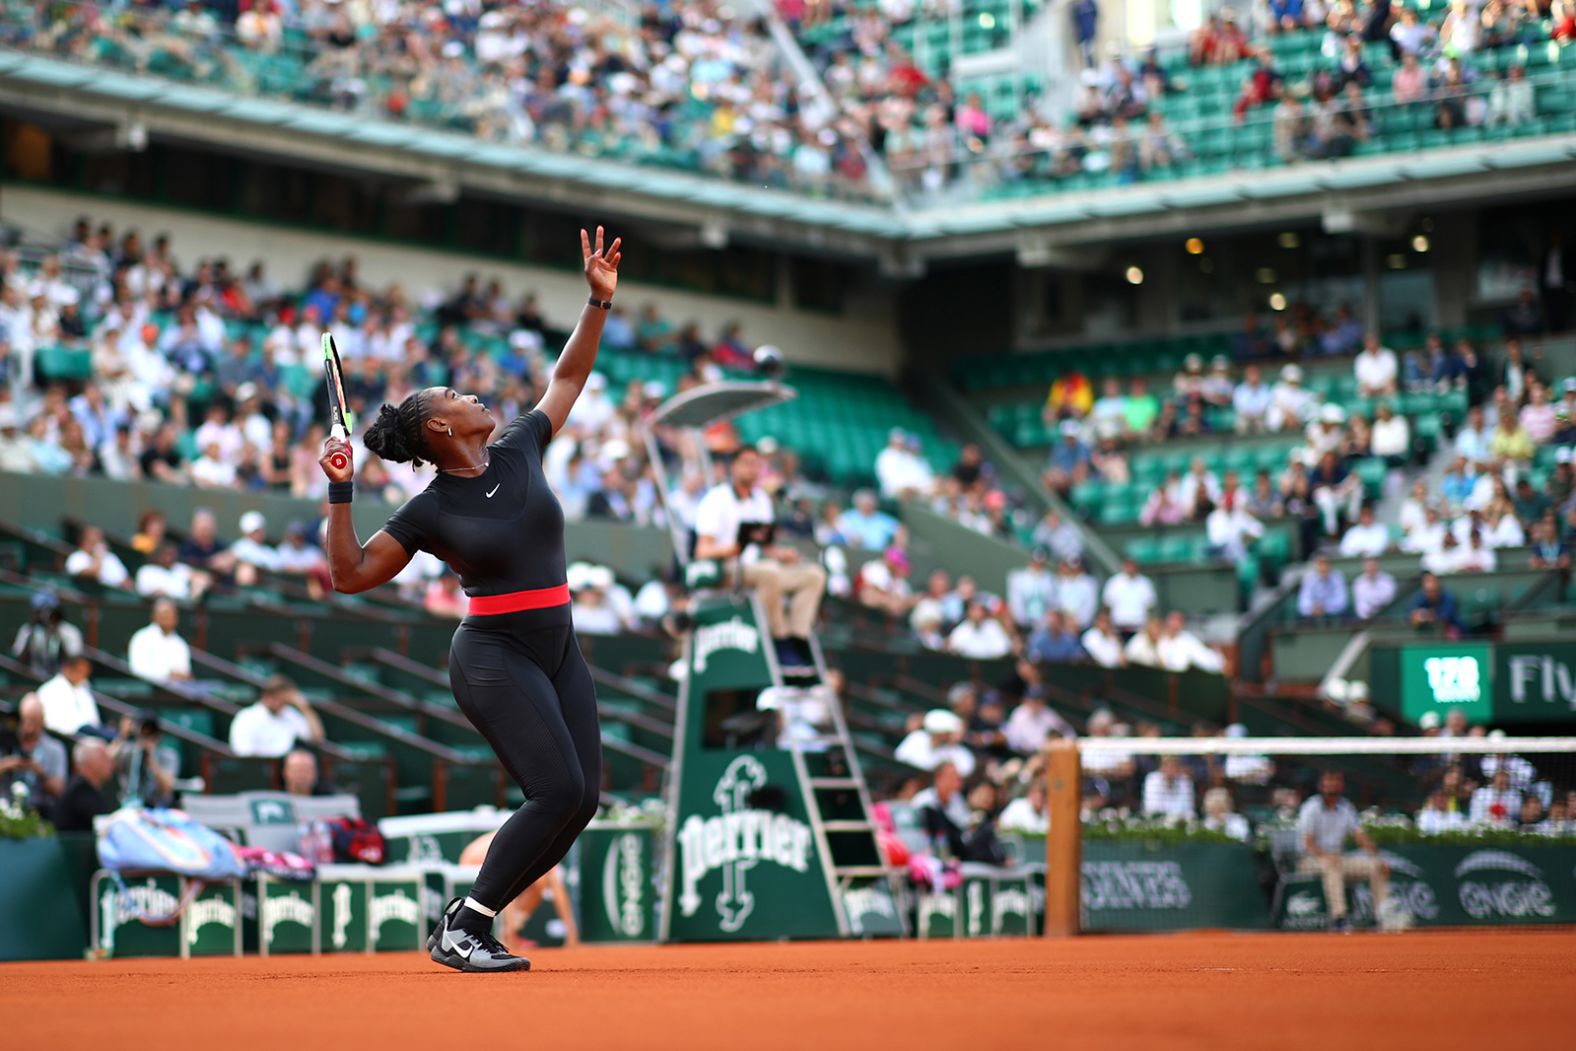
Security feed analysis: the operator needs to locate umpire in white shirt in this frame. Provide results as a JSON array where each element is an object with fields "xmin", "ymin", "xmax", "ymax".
[
  {"xmin": 1296, "ymin": 770, "xmax": 1389, "ymax": 930},
  {"xmin": 693, "ymin": 445, "xmax": 825, "ymax": 671}
]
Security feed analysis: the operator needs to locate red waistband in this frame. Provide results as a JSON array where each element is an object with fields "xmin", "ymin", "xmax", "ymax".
[{"xmin": 466, "ymin": 583, "xmax": 571, "ymax": 616}]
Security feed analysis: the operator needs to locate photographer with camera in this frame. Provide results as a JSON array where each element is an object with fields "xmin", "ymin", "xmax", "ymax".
[
  {"xmin": 11, "ymin": 591, "xmax": 84, "ymax": 679},
  {"xmin": 109, "ymin": 709, "xmax": 180, "ymax": 808},
  {"xmin": 0, "ymin": 694, "xmax": 68, "ymax": 819}
]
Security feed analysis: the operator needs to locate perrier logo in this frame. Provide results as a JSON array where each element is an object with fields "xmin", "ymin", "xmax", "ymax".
[
  {"xmin": 677, "ymin": 756, "xmax": 812, "ymax": 932},
  {"xmin": 693, "ymin": 616, "xmax": 759, "ymax": 673}
]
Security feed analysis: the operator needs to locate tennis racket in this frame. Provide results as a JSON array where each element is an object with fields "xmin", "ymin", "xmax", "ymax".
[{"xmin": 322, "ymin": 332, "xmax": 353, "ymax": 472}]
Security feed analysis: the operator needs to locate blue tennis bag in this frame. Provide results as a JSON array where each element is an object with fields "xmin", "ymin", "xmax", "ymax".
[{"xmin": 98, "ymin": 806, "xmax": 247, "ymax": 881}]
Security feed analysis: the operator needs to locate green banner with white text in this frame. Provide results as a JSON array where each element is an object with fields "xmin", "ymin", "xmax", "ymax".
[{"xmin": 1378, "ymin": 640, "xmax": 1576, "ymax": 725}]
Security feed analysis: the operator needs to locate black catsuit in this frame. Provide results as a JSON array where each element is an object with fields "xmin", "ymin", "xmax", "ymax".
[{"xmin": 381, "ymin": 408, "xmax": 600, "ymax": 909}]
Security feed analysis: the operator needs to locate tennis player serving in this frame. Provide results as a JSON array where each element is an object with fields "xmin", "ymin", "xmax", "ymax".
[{"xmin": 319, "ymin": 226, "xmax": 621, "ymax": 972}]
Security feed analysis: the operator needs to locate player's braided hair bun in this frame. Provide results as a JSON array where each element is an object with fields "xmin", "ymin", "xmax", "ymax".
[{"xmin": 362, "ymin": 393, "xmax": 430, "ymax": 468}]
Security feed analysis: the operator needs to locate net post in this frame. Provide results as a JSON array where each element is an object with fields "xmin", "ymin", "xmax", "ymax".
[{"xmin": 1043, "ymin": 739, "xmax": 1081, "ymax": 938}]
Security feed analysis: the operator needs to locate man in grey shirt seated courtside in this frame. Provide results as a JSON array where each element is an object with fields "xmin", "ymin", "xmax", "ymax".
[{"xmin": 1296, "ymin": 770, "xmax": 1390, "ymax": 931}]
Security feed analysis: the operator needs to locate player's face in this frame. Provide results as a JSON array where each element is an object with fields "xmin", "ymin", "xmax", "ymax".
[{"xmin": 426, "ymin": 386, "xmax": 494, "ymax": 436}]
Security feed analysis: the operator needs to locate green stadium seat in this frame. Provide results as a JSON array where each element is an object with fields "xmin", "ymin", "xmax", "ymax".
[
  {"xmin": 1352, "ymin": 458, "xmax": 1387, "ymax": 500},
  {"xmin": 1124, "ymin": 537, "xmax": 1161, "ymax": 564}
]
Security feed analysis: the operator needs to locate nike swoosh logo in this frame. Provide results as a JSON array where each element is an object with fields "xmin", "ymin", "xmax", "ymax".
[
  {"xmin": 485, "ymin": 484, "xmax": 501, "ymax": 498},
  {"xmin": 442, "ymin": 929, "xmax": 474, "ymax": 959}
]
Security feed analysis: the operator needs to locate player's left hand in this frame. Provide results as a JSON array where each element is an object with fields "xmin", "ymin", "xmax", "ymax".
[{"xmin": 582, "ymin": 225, "xmax": 622, "ymax": 301}]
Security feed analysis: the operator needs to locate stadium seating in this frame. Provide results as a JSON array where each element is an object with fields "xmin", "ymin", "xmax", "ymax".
[{"xmin": 7, "ymin": 0, "xmax": 1575, "ymax": 207}]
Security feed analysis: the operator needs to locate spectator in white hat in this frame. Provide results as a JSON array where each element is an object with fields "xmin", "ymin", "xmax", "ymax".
[
  {"xmin": 1305, "ymin": 403, "xmax": 1348, "ymax": 461},
  {"xmin": 229, "ymin": 510, "xmax": 279, "ymax": 585},
  {"xmin": 1267, "ymin": 364, "xmax": 1316, "ymax": 432},
  {"xmin": 894, "ymin": 709, "xmax": 977, "ymax": 776}
]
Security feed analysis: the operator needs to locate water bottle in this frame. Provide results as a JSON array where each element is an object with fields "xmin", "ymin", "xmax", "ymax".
[
  {"xmin": 315, "ymin": 820, "xmax": 336, "ymax": 864},
  {"xmin": 298, "ymin": 820, "xmax": 334, "ymax": 864}
]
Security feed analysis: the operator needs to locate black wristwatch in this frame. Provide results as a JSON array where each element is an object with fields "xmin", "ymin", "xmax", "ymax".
[{"xmin": 588, "ymin": 296, "xmax": 612, "ymax": 310}]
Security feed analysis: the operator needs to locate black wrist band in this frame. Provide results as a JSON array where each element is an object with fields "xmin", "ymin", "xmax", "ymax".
[
  {"xmin": 588, "ymin": 296, "xmax": 612, "ymax": 310},
  {"xmin": 328, "ymin": 481, "xmax": 354, "ymax": 504}
]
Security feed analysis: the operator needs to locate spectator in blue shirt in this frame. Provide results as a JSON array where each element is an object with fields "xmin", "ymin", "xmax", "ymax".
[
  {"xmin": 1027, "ymin": 610, "xmax": 1087, "ymax": 664},
  {"xmin": 837, "ymin": 490, "xmax": 899, "ymax": 551},
  {"xmin": 1430, "ymin": 339, "xmax": 1469, "ymax": 389},
  {"xmin": 1269, "ymin": 0, "xmax": 1305, "ymax": 30},
  {"xmin": 1318, "ymin": 304, "xmax": 1365, "ymax": 357},
  {"xmin": 1408, "ymin": 572, "xmax": 1462, "ymax": 637},
  {"xmin": 1045, "ymin": 421, "xmax": 1091, "ymax": 495},
  {"xmin": 1297, "ymin": 555, "xmax": 1349, "ymax": 621},
  {"xmin": 1439, "ymin": 455, "xmax": 1478, "ymax": 510},
  {"xmin": 1071, "ymin": 0, "xmax": 1099, "ymax": 67}
]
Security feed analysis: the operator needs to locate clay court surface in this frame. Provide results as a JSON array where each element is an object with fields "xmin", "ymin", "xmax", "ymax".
[{"xmin": 7, "ymin": 930, "xmax": 1571, "ymax": 1050}]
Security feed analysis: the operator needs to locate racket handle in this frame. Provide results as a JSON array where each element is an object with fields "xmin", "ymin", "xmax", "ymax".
[{"xmin": 329, "ymin": 424, "xmax": 349, "ymax": 471}]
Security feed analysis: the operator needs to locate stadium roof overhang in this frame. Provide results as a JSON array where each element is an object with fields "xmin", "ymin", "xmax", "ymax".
[{"xmin": 3, "ymin": 51, "xmax": 1575, "ymax": 273}]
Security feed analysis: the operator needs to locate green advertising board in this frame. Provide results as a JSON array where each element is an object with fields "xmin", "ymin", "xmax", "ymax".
[
  {"xmin": 660, "ymin": 595, "xmax": 846, "ymax": 942},
  {"xmin": 317, "ymin": 868, "xmax": 426, "ymax": 952},
  {"xmin": 1496, "ymin": 642, "xmax": 1576, "ymax": 721},
  {"xmin": 1080, "ymin": 840, "xmax": 1273, "ymax": 932},
  {"xmin": 578, "ymin": 824, "xmax": 660, "ymax": 943},
  {"xmin": 1275, "ymin": 842, "xmax": 1576, "ymax": 929},
  {"xmin": 1012, "ymin": 836, "xmax": 1272, "ymax": 932},
  {"xmin": 1384, "ymin": 640, "xmax": 1576, "ymax": 725},
  {"xmin": 0, "ymin": 837, "xmax": 92, "ymax": 961},
  {"xmin": 916, "ymin": 872, "xmax": 1039, "ymax": 938},
  {"xmin": 257, "ymin": 877, "xmax": 319, "ymax": 955},
  {"xmin": 90, "ymin": 873, "xmax": 243, "ymax": 958},
  {"xmin": 1398, "ymin": 642, "xmax": 1495, "ymax": 725}
]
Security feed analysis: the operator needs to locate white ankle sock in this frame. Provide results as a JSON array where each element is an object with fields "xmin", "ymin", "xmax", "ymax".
[{"xmin": 463, "ymin": 897, "xmax": 497, "ymax": 918}]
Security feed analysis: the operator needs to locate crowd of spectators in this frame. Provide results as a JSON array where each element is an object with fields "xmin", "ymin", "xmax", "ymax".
[
  {"xmin": 887, "ymin": 700, "xmax": 1281, "ymax": 852},
  {"xmin": 803, "ymin": 0, "xmax": 1570, "ymax": 195},
  {"xmin": 1193, "ymin": 0, "xmax": 1568, "ymax": 166},
  {"xmin": 17, "ymin": 0, "xmax": 1572, "ymax": 206},
  {"xmin": 19, "ymin": 0, "xmax": 883, "ymax": 199},
  {"xmin": 2, "ymin": 587, "xmax": 332, "ymax": 826},
  {"xmin": 1295, "ymin": 334, "xmax": 1576, "ymax": 630},
  {"xmin": 1044, "ymin": 298, "xmax": 1575, "ymax": 623},
  {"xmin": 0, "ymin": 214, "xmax": 875, "ymax": 620},
  {"xmin": 879, "ymin": 691, "xmax": 1571, "ymax": 892},
  {"xmin": 1045, "ymin": 319, "xmax": 1409, "ymax": 545}
]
